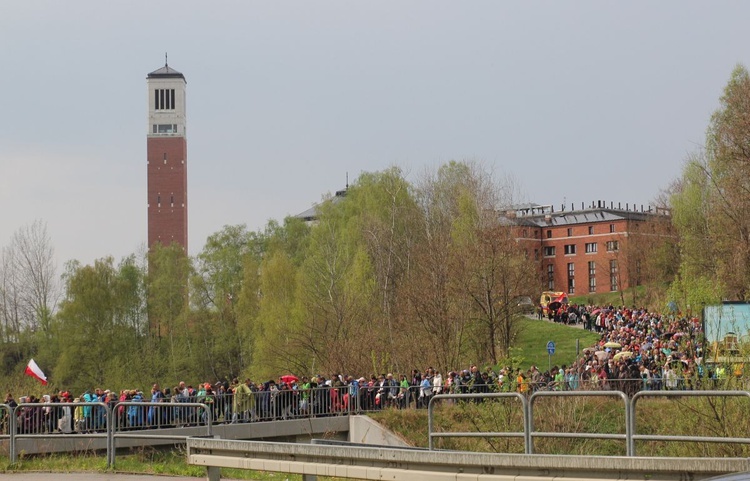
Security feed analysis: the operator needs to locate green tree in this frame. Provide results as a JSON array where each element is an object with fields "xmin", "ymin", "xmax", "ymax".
[
  {"xmin": 55, "ymin": 257, "xmax": 146, "ymax": 392},
  {"xmin": 191, "ymin": 225, "xmax": 261, "ymax": 380},
  {"xmin": 671, "ymin": 65, "xmax": 750, "ymax": 300},
  {"xmin": 147, "ymin": 243, "xmax": 191, "ymax": 379}
]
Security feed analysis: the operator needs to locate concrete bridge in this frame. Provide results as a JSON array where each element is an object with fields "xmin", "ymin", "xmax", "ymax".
[
  {"xmin": 186, "ymin": 437, "xmax": 750, "ymax": 481},
  {"xmin": 1, "ymin": 413, "xmax": 403, "ymax": 467}
]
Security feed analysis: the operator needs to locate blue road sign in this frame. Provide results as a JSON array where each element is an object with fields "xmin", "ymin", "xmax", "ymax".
[{"xmin": 547, "ymin": 341, "xmax": 556, "ymax": 355}]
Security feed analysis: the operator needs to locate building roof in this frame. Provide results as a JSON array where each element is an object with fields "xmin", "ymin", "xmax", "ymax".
[
  {"xmin": 147, "ymin": 64, "xmax": 185, "ymax": 80},
  {"xmin": 505, "ymin": 204, "xmax": 669, "ymax": 228},
  {"xmin": 294, "ymin": 189, "xmax": 348, "ymax": 222}
]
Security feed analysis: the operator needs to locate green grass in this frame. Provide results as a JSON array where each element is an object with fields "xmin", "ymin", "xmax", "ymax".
[
  {"xmin": 569, "ymin": 286, "xmax": 649, "ymax": 308},
  {"xmin": 514, "ymin": 317, "xmax": 600, "ymax": 371},
  {"xmin": 373, "ymin": 394, "xmax": 750, "ymax": 458},
  {"xmin": 0, "ymin": 449, "xmax": 302, "ymax": 479}
]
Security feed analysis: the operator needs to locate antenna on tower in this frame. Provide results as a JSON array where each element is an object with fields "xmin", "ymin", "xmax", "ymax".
[{"xmin": 165, "ymin": 52, "xmax": 168, "ymax": 67}]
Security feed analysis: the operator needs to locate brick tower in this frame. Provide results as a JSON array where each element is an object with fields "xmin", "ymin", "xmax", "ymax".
[{"xmin": 146, "ymin": 60, "xmax": 188, "ymax": 251}]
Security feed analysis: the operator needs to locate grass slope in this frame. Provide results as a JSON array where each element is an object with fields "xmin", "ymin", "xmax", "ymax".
[{"xmin": 514, "ymin": 317, "xmax": 600, "ymax": 371}]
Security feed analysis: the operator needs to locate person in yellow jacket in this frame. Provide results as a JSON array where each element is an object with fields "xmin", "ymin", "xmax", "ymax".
[
  {"xmin": 73, "ymin": 398, "xmax": 86, "ymax": 433},
  {"xmin": 232, "ymin": 378, "xmax": 255, "ymax": 423}
]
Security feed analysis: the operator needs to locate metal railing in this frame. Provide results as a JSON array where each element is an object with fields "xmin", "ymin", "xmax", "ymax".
[
  {"xmin": 427, "ymin": 392, "xmax": 528, "ymax": 450},
  {"xmin": 629, "ymin": 390, "xmax": 750, "ymax": 456},
  {"xmin": 109, "ymin": 402, "xmax": 211, "ymax": 468},
  {"xmin": 428, "ymin": 389, "xmax": 750, "ymax": 456},
  {"xmin": 528, "ymin": 390, "xmax": 630, "ymax": 455},
  {"xmin": 6, "ymin": 386, "xmax": 750, "ymax": 464},
  {"xmin": 1, "ymin": 401, "xmax": 210, "ymax": 466}
]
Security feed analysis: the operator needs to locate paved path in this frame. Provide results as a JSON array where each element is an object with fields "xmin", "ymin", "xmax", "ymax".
[{"xmin": 0, "ymin": 474, "xmax": 205, "ymax": 481}]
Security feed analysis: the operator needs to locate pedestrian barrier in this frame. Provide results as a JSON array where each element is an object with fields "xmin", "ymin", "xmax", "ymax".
[
  {"xmin": 3, "ymin": 401, "xmax": 210, "ymax": 466},
  {"xmin": 5, "ymin": 388, "xmax": 750, "ymax": 467},
  {"xmin": 428, "ymin": 390, "xmax": 750, "ymax": 457}
]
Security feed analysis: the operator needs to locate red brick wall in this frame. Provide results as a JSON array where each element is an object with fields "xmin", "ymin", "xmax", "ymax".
[
  {"xmin": 147, "ymin": 136, "xmax": 188, "ymax": 251},
  {"xmin": 538, "ymin": 220, "xmax": 629, "ymax": 296},
  {"xmin": 516, "ymin": 219, "xmax": 633, "ymax": 296}
]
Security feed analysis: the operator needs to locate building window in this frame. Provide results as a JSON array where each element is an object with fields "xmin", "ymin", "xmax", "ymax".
[
  {"xmin": 585, "ymin": 242, "xmax": 597, "ymax": 253},
  {"xmin": 609, "ymin": 224, "xmax": 616, "ymax": 233},
  {"xmin": 155, "ymin": 88, "xmax": 176, "ymax": 110},
  {"xmin": 588, "ymin": 261, "xmax": 596, "ymax": 277},
  {"xmin": 610, "ymin": 259, "xmax": 618, "ymax": 291},
  {"xmin": 588, "ymin": 226, "xmax": 594, "ymax": 235},
  {"xmin": 567, "ymin": 228, "xmax": 572, "ymax": 237},
  {"xmin": 564, "ymin": 244, "xmax": 576, "ymax": 255},
  {"xmin": 534, "ymin": 249, "xmax": 539, "ymax": 261},
  {"xmin": 547, "ymin": 230, "xmax": 552, "ymax": 239},
  {"xmin": 547, "ymin": 264, "xmax": 554, "ymax": 290},
  {"xmin": 522, "ymin": 229, "xmax": 528, "ymax": 238},
  {"xmin": 156, "ymin": 124, "xmax": 177, "ymax": 134},
  {"xmin": 567, "ymin": 263, "xmax": 575, "ymax": 294},
  {"xmin": 589, "ymin": 276, "xmax": 596, "ymax": 292},
  {"xmin": 544, "ymin": 246, "xmax": 556, "ymax": 257},
  {"xmin": 606, "ymin": 240, "xmax": 619, "ymax": 252}
]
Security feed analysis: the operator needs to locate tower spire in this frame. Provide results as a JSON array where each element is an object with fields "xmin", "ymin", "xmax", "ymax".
[{"xmin": 165, "ymin": 52, "xmax": 168, "ymax": 67}]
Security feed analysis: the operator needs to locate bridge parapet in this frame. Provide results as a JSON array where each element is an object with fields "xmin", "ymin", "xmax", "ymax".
[{"xmin": 186, "ymin": 437, "xmax": 750, "ymax": 481}]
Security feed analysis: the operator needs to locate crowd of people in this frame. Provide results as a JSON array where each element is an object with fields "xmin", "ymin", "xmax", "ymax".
[{"xmin": 2, "ymin": 303, "xmax": 726, "ymax": 435}]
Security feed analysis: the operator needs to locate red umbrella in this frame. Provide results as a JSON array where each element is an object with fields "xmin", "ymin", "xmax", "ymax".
[
  {"xmin": 280, "ymin": 375, "xmax": 299, "ymax": 383},
  {"xmin": 591, "ymin": 308, "xmax": 602, "ymax": 316}
]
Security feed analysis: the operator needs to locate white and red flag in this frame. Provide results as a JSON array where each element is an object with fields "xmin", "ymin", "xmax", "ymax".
[{"xmin": 24, "ymin": 359, "xmax": 47, "ymax": 385}]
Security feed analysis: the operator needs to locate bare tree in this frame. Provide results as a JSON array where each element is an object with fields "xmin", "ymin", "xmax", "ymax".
[{"xmin": 0, "ymin": 220, "xmax": 59, "ymax": 336}]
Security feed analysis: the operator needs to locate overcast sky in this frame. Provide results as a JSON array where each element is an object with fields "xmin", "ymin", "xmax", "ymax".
[{"xmin": 1, "ymin": 1, "xmax": 747, "ymax": 268}]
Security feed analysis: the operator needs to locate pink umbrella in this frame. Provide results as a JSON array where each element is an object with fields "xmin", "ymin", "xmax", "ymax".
[{"xmin": 280, "ymin": 374, "xmax": 299, "ymax": 384}]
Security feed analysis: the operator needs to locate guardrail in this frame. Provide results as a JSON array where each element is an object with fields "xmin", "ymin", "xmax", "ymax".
[
  {"xmin": 429, "ymin": 390, "xmax": 750, "ymax": 456},
  {"xmin": 186, "ymin": 437, "xmax": 750, "ymax": 481},
  {"xmin": 2, "ymin": 401, "xmax": 210, "ymax": 466},
  {"xmin": 5, "ymin": 389, "xmax": 750, "ymax": 469},
  {"xmin": 108, "ymin": 402, "xmax": 211, "ymax": 468},
  {"xmin": 427, "ymin": 392, "xmax": 528, "ymax": 450}
]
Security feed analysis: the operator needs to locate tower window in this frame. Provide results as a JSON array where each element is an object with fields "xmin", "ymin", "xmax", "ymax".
[
  {"xmin": 155, "ymin": 89, "xmax": 176, "ymax": 110},
  {"xmin": 157, "ymin": 124, "xmax": 176, "ymax": 134}
]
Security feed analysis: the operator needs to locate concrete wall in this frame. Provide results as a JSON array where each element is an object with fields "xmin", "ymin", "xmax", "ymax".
[{"xmin": 348, "ymin": 415, "xmax": 410, "ymax": 447}]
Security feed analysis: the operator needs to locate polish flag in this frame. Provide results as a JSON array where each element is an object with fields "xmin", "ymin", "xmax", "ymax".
[{"xmin": 24, "ymin": 359, "xmax": 47, "ymax": 385}]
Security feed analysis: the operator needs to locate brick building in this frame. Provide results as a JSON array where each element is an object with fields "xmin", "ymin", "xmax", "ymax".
[
  {"xmin": 146, "ymin": 61, "xmax": 188, "ymax": 251},
  {"xmin": 505, "ymin": 201, "xmax": 672, "ymax": 296}
]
